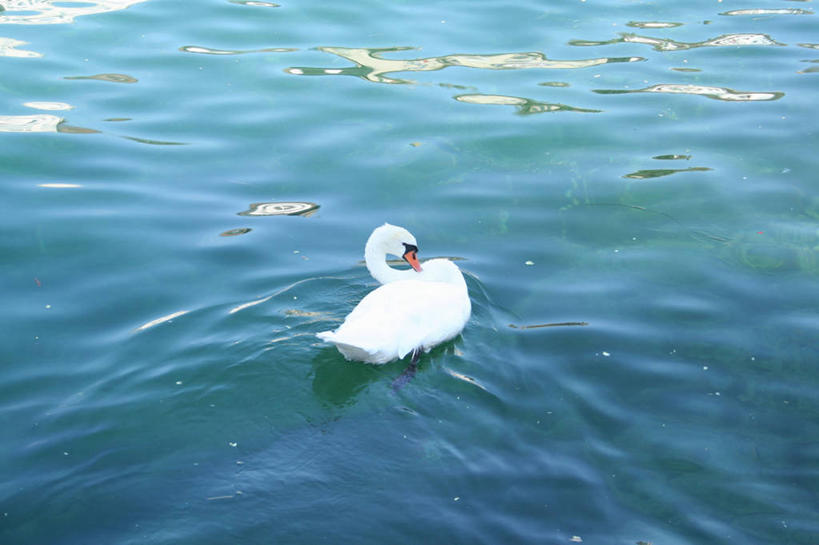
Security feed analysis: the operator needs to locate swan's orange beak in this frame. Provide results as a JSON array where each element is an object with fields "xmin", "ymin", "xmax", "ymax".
[{"xmin": 403, "ymin": 247, "xmax": 423, "ymax": 272}]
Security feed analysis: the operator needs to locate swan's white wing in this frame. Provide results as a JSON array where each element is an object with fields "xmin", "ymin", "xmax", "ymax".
[{"xmin": 324, "ymin": 279, "xmax": 470, "ymax": 363}]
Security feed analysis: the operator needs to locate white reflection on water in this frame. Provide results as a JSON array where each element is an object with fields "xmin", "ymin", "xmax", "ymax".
[
  {"xmin": 24, "ymin": 101, "xmax": 73, "ymax": 110},
  {"xmin": 627, "ymin": 21, "xmax": 683, "ymax": 29},
  {"xmin": 0, "ymin": 113, "xmax": 61, "ymax": 132},
  {"xmin": 38, "ymin": 183, "xmax": 82, "ymax": 188},
  {"xmin": 134, "ymin": 310, "xmax": 190, "ymax": 332},
  {"xmin": 595, "ymin": 84, "xmax": 784, "ymax": 102},
  {"xmin": 0, "ymin": 36, "xmax": 40, "ymax": 57},
  {"xmin": 286, "ymin": 47, "xmax": 644, "ymax": 84},
  {"xmin": 229, "ymin": 0, "xmax": 279, "ymax": 6},
  {"xmin": 180, "ymin": 45, "xmax": 296, "ymax": 55},
  {"xmin": 454, "ymin": 93, "xmax": 600, "ymax": 115},
  {"xmin": 720, "ymin": 8, "xmax": 813, "ymax": 16},
  {"xmin": 571, "ymin": 33, "xmax": 783, "ymax": 52},
  {"xmin": 238, "ymin": 202, "xmax": 319, "ymax": 217},
  {"xmin": 0, "ymin": 0, "xmax": 148, "ymax": 25}
]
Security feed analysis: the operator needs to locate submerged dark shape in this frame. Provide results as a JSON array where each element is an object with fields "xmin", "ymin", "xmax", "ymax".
[{"xmin": 509, "ymin": 321, "xmax": 589, "ymax": 329}]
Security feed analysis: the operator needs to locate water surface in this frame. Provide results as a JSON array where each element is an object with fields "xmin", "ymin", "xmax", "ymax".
[{"xmin": 1, "ymin": 1, "xmax": 817, "ymax": 543}]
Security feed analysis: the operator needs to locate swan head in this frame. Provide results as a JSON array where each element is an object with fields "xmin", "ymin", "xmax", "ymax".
[{"xmin": 367, "ymin": 223, "xmax": 423, "ymax": 272}]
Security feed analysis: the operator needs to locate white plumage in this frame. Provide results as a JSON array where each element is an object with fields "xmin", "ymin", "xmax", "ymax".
[{"xmin": 317, "ymin": 223, "xmax": 471, "ymax": 364}]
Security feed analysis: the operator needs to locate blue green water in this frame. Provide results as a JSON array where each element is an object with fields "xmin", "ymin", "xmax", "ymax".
[{"xmin": 2, "ymin": 1, "xmax": 818, "ymax": 543}]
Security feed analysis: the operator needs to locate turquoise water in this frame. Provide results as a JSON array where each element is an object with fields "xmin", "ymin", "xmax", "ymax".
[{"xmin": 2, "ymin": 0, "xmax": 818, "ymax": 543}]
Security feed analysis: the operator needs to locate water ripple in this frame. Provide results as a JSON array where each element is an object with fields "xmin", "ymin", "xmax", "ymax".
[
  {"xmin": 286, "ymin": 46, "xmax": 644, "ymax": 84},
  {"xmin": 570, "ymin": 33, "xmax": 783, "ymax": 52},
  {"xmin": 454, "ymin": 93, "xmax": 600, "ymax": 115},
  {"xmin": 594, "ymin": 84, "xmax": 784, "ymax": 102},
  {"xmin": 64, "ymin": 73, "xmax": 138, "ymax": 83},
  {"xmin": 720, "ymin": 8, "xmax": 813, "ymax": 16},
  {"xmin": 238, "ymin": 201, "xmax": 319, "ymax": 217},
  {"xmin": 180, "ymin": 45, "xmax": 296, "ymax": 55}
]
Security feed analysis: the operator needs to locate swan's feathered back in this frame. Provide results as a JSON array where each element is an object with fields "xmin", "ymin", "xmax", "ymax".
[{"xmin": 317, "ymin": 225, "xmax": 471, "ymax": 364}]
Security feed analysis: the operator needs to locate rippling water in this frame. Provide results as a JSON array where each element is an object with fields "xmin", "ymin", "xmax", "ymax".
[{"xmin": 2, "ymin": 1, "xmax": 817, "ymax": 543}]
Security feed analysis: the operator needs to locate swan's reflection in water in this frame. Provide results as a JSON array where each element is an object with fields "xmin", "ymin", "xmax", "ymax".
[
  {"xmin": 595, "ymin": 84, "xmax": 784, "ymax": 102},
  {"xmin": 286, "ymin": 46, "xmax": 644, "ymax": 84},
  {"xmin": 238, "ymin": 202, "xmax": 319, "ymax": 217},
  {"xmin": 0, "ymin": 0, "xmax": 148, "ymax": 25},
  {"xmin": 454, "ymin": 93, "xmax": 600, "ymax": 115},
  {"xmin": 0, "ymin": 37, "xmax": 40, "ymax": 57},
  {"xmin": 570, "ymin": 33, "xmax": 783, "ymax": 52}
]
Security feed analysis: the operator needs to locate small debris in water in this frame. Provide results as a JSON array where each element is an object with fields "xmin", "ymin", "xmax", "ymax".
[{"xmin": 410, "ymin": 142, "xmax": 422, "ymax": 147}]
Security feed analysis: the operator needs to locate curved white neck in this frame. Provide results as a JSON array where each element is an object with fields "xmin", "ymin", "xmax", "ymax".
[{"xmin": 365, "ymin": 243, "xmax": 417, "ymax": 284}]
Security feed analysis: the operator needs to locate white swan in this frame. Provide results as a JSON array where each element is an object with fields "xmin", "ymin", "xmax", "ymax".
[{"xmin": 317, "ymin": 223, "xmax": 471, "ymax": 364}]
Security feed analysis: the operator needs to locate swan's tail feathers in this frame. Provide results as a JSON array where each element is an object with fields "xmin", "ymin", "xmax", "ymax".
[{"xmin": 316, "ymin": 331, "xmax": 378, "ymax": 363}]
